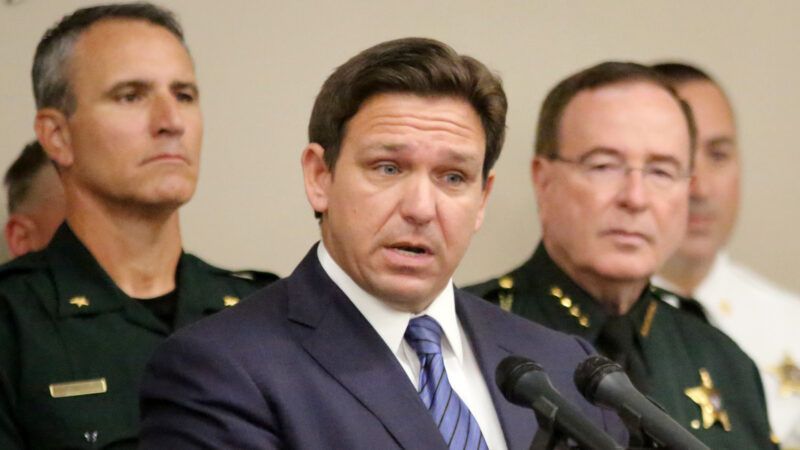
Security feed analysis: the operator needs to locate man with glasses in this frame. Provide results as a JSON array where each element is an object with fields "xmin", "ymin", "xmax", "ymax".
[{"xmin": 468, "ymin": 62, "xmax": 775, "ymax": 449}]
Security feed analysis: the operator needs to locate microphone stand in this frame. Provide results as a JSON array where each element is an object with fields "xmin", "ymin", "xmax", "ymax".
[
  {"xmin": 614, "ymin": 402, "xmax": 678, "ymax": 449},
  {"xmin": 528, "ymin": 397, "xmax": 660, "ymax": 450},
  {"xmin": 528, "ymin": 397, "xmax": 578, "ymax": 450}
]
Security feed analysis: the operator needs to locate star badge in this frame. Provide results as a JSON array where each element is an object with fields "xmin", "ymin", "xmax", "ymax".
[
  {"xmin": 69, "ymin": 296, "xmax": 90, "ymax": 308},
  {"xmin": 684, "ymin": 368, "xmax": 731, "ymax": 431},
  {"xmin": 223, "ymin": 296, "xmax": 240, "ymax": 307},
  {"xmin": 770, "ymin": 354, "xmax": 800, "ymax": 397}
]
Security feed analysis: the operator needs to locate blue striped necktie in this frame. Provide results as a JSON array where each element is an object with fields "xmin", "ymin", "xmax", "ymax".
[{"xmin": 405, "ymin": 315, "xmax": 489, "ymax": 450}]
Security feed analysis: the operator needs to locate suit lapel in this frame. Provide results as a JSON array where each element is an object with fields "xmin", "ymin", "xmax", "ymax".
[
  {"xmin": 456, "ymin": 291, "xmax": 538, "ymax": 450},
  {"xmin": 285, "ymin": 247, "xmax": 447, "ymax": 450}
]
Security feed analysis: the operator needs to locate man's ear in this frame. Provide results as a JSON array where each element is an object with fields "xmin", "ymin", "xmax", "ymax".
[
  {"xmin": 5, "ymin": 215, "xmax": 37, "ymax": 258},
  {"xmin": 35, "ymin": 108, "xmax": 73, "ymax": 168},
  {"xmin": 474, "ymin": 169, "xmax": 495, "ymax": 232},
  {"xmin": 531, "ymin": 156, "xmax": 550, "ymax": 196},
  {"xmin": 301, "ymin": 143, "xmax": 332, "ymax": 216},
  {"xmin": 531, "ymin": 156, "xmax": 557, "ymax": 215}
]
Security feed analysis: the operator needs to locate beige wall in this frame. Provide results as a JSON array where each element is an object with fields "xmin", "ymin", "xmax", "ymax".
[{"xmin": 1, "ymin": 0, "xmax": 798, "ymax": 291}]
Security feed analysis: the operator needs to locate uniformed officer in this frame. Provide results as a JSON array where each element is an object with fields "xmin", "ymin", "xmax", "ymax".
[
  {"xmin": 651, "ymin": 62, "xmax": 800, "ymax": 448},
  {"xmin": 3, "ymin": 140, "xmax": 65, "ymax": 258},
  {"xmin": 467, "ymin": 62, "xmax": 775, "ymax": 449},
  {"xmin": 0, "ymin": 4, "xmax": 277, "ymax": 449}
]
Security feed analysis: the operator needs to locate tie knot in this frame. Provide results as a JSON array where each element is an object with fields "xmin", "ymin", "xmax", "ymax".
[{"xmin": 405, "ymin": 315, "xmax": 444, "ymax": 356}]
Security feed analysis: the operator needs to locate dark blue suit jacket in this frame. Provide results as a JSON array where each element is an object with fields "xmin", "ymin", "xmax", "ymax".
[{"xmin": 140, "ymin": 246, "xmax": 625, "ymax": 449}]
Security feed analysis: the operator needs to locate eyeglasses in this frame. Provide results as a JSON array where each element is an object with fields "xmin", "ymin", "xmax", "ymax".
[{"xmin": 552, "ymin": 154, "xmax": 691, "ymax": 191}]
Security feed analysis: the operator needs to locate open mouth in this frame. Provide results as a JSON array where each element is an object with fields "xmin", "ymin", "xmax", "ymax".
[{"xmin": 390, "ymin": 244, "xmax": 431, "ymax": 256}]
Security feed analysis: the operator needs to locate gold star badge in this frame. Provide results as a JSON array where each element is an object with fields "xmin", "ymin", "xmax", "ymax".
[
  {"xmin": 223, "ymin": 296, "xmax": 240, "ymax": 307},
  {"xmin": 684, "ymin": 368, "xmax": 731, "ymax": 431},
  {"xmin": 69, "ymin": 296, "xmax": 90, "ymax": 308},
  {"xmin": 770, "ymin": 354, "xmax": 800, "ymax": 397}
]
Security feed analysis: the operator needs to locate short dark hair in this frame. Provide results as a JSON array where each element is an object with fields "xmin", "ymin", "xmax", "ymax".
[
  {"xmin": 651, "ymin": 62, "xmax": 715, "ymax": 84},
  {"xmin": 535, "ymin": 61, "xmax": 697, "ymax": 162},
  {"xmin": 4, "ymin": 140, "xmax": 51, "ymax": 214},
  {"xmin": 309, "ymin": 37, "xmax": 507, "ymax": 181},
  {"xmin": 32, "ymin": 2, "xmax": 185, "ymax": 115}
]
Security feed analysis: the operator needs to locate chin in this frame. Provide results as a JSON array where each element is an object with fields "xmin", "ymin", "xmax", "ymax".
[
  {"xmin": 594, "ymin": 258, "xmax": 655, "ymax": 283},
  {"xmin": 372, "ymin": 278, "xmax": 442, "ymax": 311}
]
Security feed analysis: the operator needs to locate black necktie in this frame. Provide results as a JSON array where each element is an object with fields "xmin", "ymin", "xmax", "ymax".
[{"xmin": 596, "ymin": 314, "xmax": 650, "ymax": 393}]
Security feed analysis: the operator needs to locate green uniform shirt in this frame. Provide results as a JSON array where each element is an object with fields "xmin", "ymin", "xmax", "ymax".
[
  {"xmin": 0, "ymin": 224, "xmax": 277, "ymax": 449},
  {"xmin": 466, "ymin": 243, "xmax": 777, "ymax": 449}
]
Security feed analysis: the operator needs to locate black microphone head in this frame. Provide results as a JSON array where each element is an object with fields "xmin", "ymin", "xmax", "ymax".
[
  {"xmin": 574, "ymin": 355, "xmax": 624, "ymax": 403},
  {"xmin": 496, "ymin": 356, "xmax": 544, "ymax": 406}
]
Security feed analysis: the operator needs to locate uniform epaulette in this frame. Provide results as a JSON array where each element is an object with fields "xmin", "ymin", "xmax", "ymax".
[
  {"xmin": 466, "ymin": 274, "xmax": 515, "ymax": 311},
  {"xmin": 230, "ymin": 269, "xmax": 280, "ymax": 286},
  {"xmin": 0, "ymin": 252, "xmax": 47, "ymax": 280},
  {"xmin": 649, "ymin": 285, "xmax": 709, "ymax": 323}
]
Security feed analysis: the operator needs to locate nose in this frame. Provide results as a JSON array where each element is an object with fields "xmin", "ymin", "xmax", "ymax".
[
  {"xmin": 151, "ymin": 93, "xmax": 184, "ymax": 137},
  {"xmin": 689, "ymin": 157, "xmax": 710, "ymax": 201},
  {"xmin": 616, "ymin": 169, "xmax": 648, "ymax": 212},
  {"xmin": 399, "ymin": 174, "xmax": 437, "ymax": 226}
]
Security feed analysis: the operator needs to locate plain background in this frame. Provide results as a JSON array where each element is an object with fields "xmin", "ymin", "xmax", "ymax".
[{"xmin": 1, "ymin": 0, "xmax": 798, "ymax": 292}]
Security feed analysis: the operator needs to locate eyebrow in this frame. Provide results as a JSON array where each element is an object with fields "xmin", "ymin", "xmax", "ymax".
[
  {"xmin": 171, "ymin": 81, "xmax": 199, "ymax": 97},
  {"xmin": 706, "ymin": 136, "xmax": 736, "ymax": 148},
  {"xmin": 105, "ymin": 80, "xmax": 152, "ymax": 96},
  {"xmin": 580, "ymin": 146, "xmax": 684, "ymax": 167},
  {"xmin": 371, "ymin": 144, "xmax": 479, "ymax": 164},
  {"xmin": 104, "ymin": 79, "xmax": 199, "ymax": 97},
  {"xmin": 577, "ymin": 147, "xmax": 623, "ymax": 162}
]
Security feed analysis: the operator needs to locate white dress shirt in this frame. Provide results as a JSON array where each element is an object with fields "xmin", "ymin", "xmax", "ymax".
[
  {"xmin": 654, "ymin": 252, "xmax": 800, "ymax": 447},
  {"xmin": 318, "ymin": 243, "xmax": 508, "ymax": 450}
]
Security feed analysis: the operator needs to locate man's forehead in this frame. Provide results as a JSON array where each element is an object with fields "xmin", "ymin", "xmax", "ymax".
[
  {"xmin": 676, "ymin": 80, "xmax": 736, "ymax": 129},
  {"xmin": 569, "ymin": 80, "xmax": 677, "ymax": 110},
  {"xmin": 346, "ymin": 93, "xmax": 486, "ymax": 145},
  {"xmin": 67, "ymin": 18, "xmax": 194, "ymax": 88},
  {"xmin": 71, "ymin": 18, "xmax": 190, "ymax": 67},
  {"xmin": 558, "ymin": 81, "xmax": 691, "ymax": 159}
]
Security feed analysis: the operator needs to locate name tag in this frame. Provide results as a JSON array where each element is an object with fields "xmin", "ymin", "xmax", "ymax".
[{"xmin": 49, "ymin": 378, "xmax": 107, "ymax": 398}]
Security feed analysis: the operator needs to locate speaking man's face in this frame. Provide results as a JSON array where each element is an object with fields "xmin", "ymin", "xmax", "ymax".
[
  {"xmin": 534, "ymin": 81, "xmax": 692, "ymax": 284},
  {"xmin": 304, "ymin": 93, "xmax": 493, "ymax": 313}
]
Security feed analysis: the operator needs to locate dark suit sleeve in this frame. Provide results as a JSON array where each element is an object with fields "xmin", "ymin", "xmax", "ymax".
[
  {"xmin": 139, "ymin": 333, "xmax": 281, "ymax": 449},
  {"xmin": 572, "ymin": 335, "xmax": 630, "ymax": 447}
]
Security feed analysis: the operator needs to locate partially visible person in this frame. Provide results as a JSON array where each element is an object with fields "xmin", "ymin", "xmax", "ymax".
[
  {"xmin": 652, "ymin": 61, "xmax": 800, "ymax": 448},
  {"xmin": 138, "ymin": 37, "xmax": 626, "ymax": 450},
  {"xmin": 468, "ymin": 61, "xmax": 776, "ymax": 449},
  {"xmin": 0, "ymin": 3, "xmax": 276, "ymax": 449},
  {"xmin": 3, "ymin": 140, "xmax": 65, "ymax": 257}
]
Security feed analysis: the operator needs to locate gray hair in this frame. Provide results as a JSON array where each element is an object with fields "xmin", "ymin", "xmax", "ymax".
[{"xmin": 32, "ymin": 2, "xmax": 185, "ymax": 115}]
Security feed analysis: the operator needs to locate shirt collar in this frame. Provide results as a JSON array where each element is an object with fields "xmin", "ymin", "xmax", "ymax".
[{"xmin": 317, "ymin": 242, "xmax": 463, "ymax": 361}]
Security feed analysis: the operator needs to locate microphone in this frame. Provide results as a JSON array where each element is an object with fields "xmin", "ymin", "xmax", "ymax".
[
  {"xmin": 574, "ymin": 355, "xmax": 709, "ymax": 450},
  {"xmin": 496, "ymin": 356, "xmax": 623, "ymax": 450}
]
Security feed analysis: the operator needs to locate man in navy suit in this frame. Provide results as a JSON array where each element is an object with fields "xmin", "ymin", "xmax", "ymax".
[{"xmin": 139, "ymin": 37, "xmax": 626, "ymax": 449}]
